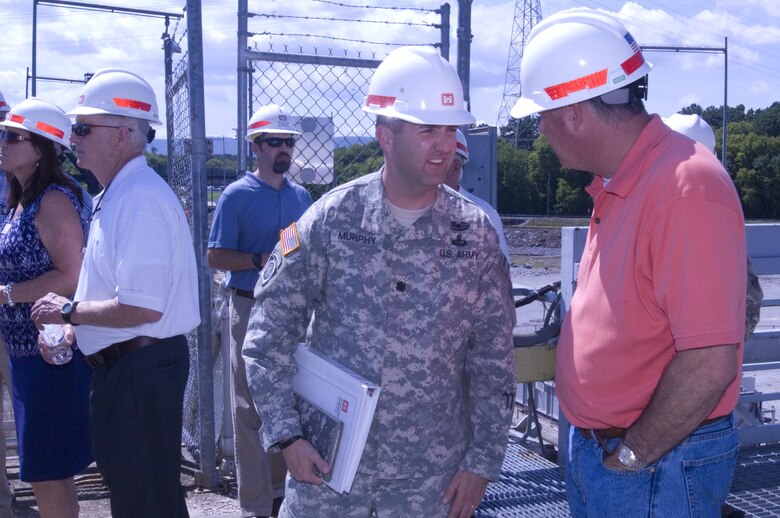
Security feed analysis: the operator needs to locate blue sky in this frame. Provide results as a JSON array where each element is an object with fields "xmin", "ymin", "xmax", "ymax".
[{"xmin": 1, "ymin": 0, "xmax": 778, "ymax": 138}]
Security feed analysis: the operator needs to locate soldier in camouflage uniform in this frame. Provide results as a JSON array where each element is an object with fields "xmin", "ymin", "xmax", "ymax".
[{"xmin": 242, "ymin": 46, "xmax": 516, "ymax": 518}]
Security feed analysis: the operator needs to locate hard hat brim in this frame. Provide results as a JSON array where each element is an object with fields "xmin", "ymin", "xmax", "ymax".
[{"xmin": 510, "ymin": 97, "xmax": 547, "ymax": 119}]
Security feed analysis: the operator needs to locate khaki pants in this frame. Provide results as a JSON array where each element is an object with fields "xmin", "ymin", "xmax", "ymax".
[{"xmin": 230, "ymin": 292, "xmax": 287, "ymax": 516}]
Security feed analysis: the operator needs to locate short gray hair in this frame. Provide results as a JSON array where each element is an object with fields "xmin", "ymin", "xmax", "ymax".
[
  {"xmin": 376, "ymin": 115, "xmax": 405, "ymax": 134},
  {"xmin": 101, "ymin": 114, "xmax": 149, "ymax": 150}
]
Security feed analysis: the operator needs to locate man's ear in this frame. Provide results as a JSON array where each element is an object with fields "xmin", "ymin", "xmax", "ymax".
[{"xmin": 376, "ymin": 124, "xmax": 393, "ymax": 154}]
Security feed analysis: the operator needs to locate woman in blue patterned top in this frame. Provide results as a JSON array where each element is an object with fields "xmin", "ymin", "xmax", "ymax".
[{"xmin": 0, "ymin": 98, "xmax": 93, "ymax": 518}]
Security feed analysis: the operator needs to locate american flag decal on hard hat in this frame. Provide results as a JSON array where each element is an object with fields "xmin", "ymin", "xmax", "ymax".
[
  {"xmin": 624, "ymin": 32, "xmax": 639, "ymax": 53},
  {"xmin": 280, "ymin": 222, "xmax": 301, "ymax": 256}
]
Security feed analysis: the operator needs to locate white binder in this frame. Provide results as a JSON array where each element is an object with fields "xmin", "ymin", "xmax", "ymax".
[{"xmin": 292, "ymin": 343, "xmax": 381, "ymax": 494}]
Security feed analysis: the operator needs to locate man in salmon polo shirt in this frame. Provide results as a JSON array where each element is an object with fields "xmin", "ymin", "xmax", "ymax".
[{"xmin": 511, "ymin": 8, "xmax": 746, "ymax": 517}]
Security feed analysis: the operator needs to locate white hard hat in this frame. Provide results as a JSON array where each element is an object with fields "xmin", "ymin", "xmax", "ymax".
[
  {"xmin": 0, "ymin": 91, "xmax": 9, "ymax": 115},
  {"xmin": 0, "ymin": 97, "xmax": 71, "ymax": 148},
  {"xmin": 663, "ymin": 113, "xmax": 716, "ymax": 154},
  {"xmin": 511, "ymin": 8, "xmax": 653, "ymax": 118},
  {"xmin": 455, "ymin": 129, "xmax": 469, "ymax": 164},
  {"xmin": 246, "ymin": 104, "xmax": 301, "ymax": 142},
  {"xmin": 66, "ymin": 69, "xmax": 162, "ymax": 125},
  {"xmin": 363, "ymin": 46, "xmax": 475, "ymax": 126}
]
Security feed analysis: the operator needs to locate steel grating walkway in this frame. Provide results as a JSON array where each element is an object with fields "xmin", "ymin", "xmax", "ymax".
[
  {"xmin": 728, "ymin": 444, "xmax": 780, "ymax": 517},
  {"xmin": 476, "ymin": 441, "xmax": 570, "ymax": 517},
  {"xmin": 476, "ymin": 441, "xmax": 780, "ymax": 517}
]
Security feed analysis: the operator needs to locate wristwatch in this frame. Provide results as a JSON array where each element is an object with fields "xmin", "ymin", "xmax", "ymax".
[
  {"xmin": 252, "ymin": 252, "xmax": 265, "ymax": 270},
  {"xmin": 617, "ymin": 442, "xmax": 647, "ymax": 471},
  {"xmin": 61, "ymin": 301, "xmax": 80, "ymax": 326}
]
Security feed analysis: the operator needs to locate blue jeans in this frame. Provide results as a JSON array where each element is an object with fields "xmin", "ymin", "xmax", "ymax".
[{"xmin": 566, "ymin": 413, "xmax": 738, "ymax": 517}]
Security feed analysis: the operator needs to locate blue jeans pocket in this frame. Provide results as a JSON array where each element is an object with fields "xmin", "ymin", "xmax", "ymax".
[{"xmin": 683, "ymin": 443, "xmax": 739, "ymax": 517}]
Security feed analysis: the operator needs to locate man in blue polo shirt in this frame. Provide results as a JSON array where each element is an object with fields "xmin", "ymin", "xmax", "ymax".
[{"xmin": 208, "ymin": 104, "xmax": 313, "ymax": 518}]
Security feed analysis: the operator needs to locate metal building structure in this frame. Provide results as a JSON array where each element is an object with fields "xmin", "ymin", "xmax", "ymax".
[{"xmin": 496, "ymin": 0, "xmax": 541, "ymax": 132}]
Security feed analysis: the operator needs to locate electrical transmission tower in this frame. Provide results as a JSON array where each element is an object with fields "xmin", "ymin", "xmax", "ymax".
[{"xmin": 496, "ymin": 0, "xmax": 542, "ymax": 139}]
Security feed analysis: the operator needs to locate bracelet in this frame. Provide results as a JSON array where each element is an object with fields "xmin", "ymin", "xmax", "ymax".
[
  {"xmin": 252, "ymin": 252, "xmax": 264, "ymax": 270},
  {"xmin": 278, "ymin": 435, "xmax": 303, "ymax": 450},
  {"xmin": 2, "ymin": 283, "xmax": 14, "ymax": 307}
]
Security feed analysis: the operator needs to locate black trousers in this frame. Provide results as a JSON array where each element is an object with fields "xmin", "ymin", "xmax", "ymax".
[{"xmin": 90, "ymin": 335, "xmax": 190, "ymax": 518}]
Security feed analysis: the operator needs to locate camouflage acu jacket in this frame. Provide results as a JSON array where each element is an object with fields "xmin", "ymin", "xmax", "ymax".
[{"xmin": 243, "ymin": 170, "xmax": 516, "ymax": 481}]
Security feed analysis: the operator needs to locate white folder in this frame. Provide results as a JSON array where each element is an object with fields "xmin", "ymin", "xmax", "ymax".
[{"xmin": 292, "ymin": 343, "xmax": 381, "ymax": 494}]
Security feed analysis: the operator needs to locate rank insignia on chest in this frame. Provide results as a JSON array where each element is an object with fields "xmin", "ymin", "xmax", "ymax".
[
  {"xmin": 279, "ymin": 222, "xmax": 301, "ymax": 256},
  {"xmin": 451, "ymin": 221, "xmax": 469, "ymax": 231}
]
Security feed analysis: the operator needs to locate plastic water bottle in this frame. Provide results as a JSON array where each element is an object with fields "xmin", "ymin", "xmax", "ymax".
[{"xmin": 40, "ymin": 324, "xmax": 73, "ymax": 365}]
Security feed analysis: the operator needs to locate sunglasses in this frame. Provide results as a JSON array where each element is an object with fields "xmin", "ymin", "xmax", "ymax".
[
  {"xmin": 255, "ymin": 137, "xmax": 296, "ymax": 148},
  {"xmin": 0, "ymin": 130, "xmax": 29, "ymax": 144},
  {"xmin": 72, "ymin": 122, "xmax": 133, "ymax": 137}
]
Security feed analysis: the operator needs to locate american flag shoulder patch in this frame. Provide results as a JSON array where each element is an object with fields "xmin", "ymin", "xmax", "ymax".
[{"xmin": 280, "ymin": 223, "xmax": 301, "ymax": 256}]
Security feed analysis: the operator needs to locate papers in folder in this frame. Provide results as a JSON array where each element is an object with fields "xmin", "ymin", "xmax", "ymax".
[{"xmin": 292, "ymin": 343, "xmax": 381, "ymax": 494}]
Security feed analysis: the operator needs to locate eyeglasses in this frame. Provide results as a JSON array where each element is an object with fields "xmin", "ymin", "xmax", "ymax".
[
  {"xmin": 72, "ymin": 122, "xmax": 133, "ymax": 137},
  {"xmin": 255, "ymin": 137, "xmax": 296, "ymax": 148},
  {"xmin": 0, "ymin": 130, "xmax": 29, "ymax": 144}
]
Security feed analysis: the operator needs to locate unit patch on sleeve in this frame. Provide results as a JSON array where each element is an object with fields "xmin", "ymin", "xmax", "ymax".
[{"xmin": 259, "ymin": 249, "xmax": 281, "ymax": 287}]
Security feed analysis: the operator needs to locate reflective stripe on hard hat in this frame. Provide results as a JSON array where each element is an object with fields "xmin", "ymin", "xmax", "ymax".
[
  {"xmin": 365, "ymin": 95, "xmax": 397, "ymax": 109},
  {"xmin": 248, "ymin": 120, "xmax": 272, "ymax": 130},
  {"xmin": 9, "ymin": 114, "xmax": 24, "ymax": 124},
  {"xmin": 545, "ymin": 69, "xmax": 608, "ymax": 101},
  {"xmin": 36, "ymin": 121, "xmax": 65, "ymax": 140},
  {"xmin": 113, "ymin": 97, "xmax": 152, "ymax": 112}
]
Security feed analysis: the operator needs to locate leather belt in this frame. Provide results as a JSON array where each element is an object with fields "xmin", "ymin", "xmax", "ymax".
[
  {"xmin": 234, "ymin": 288, "xmax": 254, "ymax": 299},
  {"xmin": 578, "ymin": 415, "xmax": 728, "ymax": 442},
  {"xmin": 84, "ymin": 336, "xmax": 162, "ymax": 369}
]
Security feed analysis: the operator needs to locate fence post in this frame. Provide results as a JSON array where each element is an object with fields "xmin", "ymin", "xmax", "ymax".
[{"xmin": 186, "ymin": 0, "xmax": 220, "ymax": 489}]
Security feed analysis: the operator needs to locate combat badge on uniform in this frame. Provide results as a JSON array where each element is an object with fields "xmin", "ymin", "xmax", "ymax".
[{"xmin": 280, "ymin": 222, "xmax": 301, "ymax": 256}]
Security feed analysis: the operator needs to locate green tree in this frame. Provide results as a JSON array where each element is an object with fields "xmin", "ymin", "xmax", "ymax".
[
  {"xmin": 752, "ymin": 102, "xmax": 780, "ymax": 137},
  {"xmin": 499, "ymin": 116, "xmax": 540, "ymax": 151},
  {"xmin": 145, "ymin": 152, "xmax": 168, "ymax": 179},
  {"xmin": 496, "ymin": 139, "xmax": 535, "ymax": 214}
]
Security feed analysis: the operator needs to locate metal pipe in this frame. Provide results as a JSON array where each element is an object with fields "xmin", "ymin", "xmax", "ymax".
[
  {"xmin": 457, "ymin": 0, "xmax": 472, "ymax": 108},
  {"xmin": 237, "ymin": 0, "xmax": 248, "ymax": 178},
  {"xmin": 186, "ymin": 0, "xmax": 220, "ymax": 490},
  {"xmin": 439, "ymin": 3, "xmax": 450, "ymax": 61},
  {"xmin": 722, "ymin": 37, "xmax": 728, "ymax": 168},
  {"xmin": 32, "ymin": 0, "xmax": 38, "ymax": 97}
]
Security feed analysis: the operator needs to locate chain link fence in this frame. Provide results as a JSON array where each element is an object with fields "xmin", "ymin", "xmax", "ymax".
[
  {"xmin": 247, "ymin": 52, "xmax": 382, "ymax": 196},
  {"xmin": 166, "ymin": 52, "xmax": 226, "ymax": 465}
]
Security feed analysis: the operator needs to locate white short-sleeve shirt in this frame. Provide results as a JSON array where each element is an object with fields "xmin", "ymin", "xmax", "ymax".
[{"xmin": 74, "ymin": 155, "xmax": 200, "ymax": 354}]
